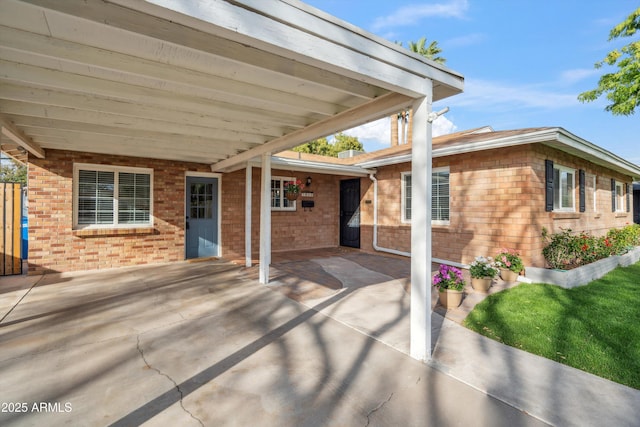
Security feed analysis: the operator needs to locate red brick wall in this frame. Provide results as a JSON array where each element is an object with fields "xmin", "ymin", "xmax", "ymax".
[
  {"xmin": 28, "ymin": 150, "xmax": 210, "ymax": 274},
  {"xmin": 29, "ymin": 146, "xmax": 634, "ymax": 273},
  {"xmin": 221, "ymin": 168, "xmax": 346, "ymax": 261},
  {"xmin": 529, "ymin": 144, "xmax": 634, "ymax": 266},
  {"xmin": 360, "ymin": 144, "xmax": 635, "ymax": 268}
]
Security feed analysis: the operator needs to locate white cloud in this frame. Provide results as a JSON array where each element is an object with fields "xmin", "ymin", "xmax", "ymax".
[
  {"xmin": 449, "ymin": 78, "xmax": 580, "ymax": 111},
  {"xmin": 560, "ymin": 68, "xmax": 599, "ymax": 84},
  {"xmin": 371, "ymin": 0, "xmax": 468, "ymax": 32},
  {"xmin": 341, "ymin": 114, "xmax": 457, "ymax": 152}
]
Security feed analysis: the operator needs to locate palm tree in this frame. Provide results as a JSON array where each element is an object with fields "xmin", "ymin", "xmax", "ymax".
[
  {"xmin": 390, "ymin": 38, "xmax": 446, "ymax": 145},
  {"xmin": 408, "ymin": 37, "xmax": 446, "ymax": 65}
]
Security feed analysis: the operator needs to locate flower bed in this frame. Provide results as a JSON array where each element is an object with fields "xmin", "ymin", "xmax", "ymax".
[
  {"xmin": 530, "ymin": 224, "xmax": 640, "ymax": 288},
  {"xmin": 527, "ymin": 246, "xmax": 640, "ymax": 288},
  {"xmin": 541, "ymin": 224, "xmax": 640, "ymax": 270}
]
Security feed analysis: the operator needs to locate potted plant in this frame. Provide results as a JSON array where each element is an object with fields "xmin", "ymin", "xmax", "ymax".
[
  {"xmin": 469, "ymin": 256, "xmax": 498, "ymax": 293},
  {"xmin": 495, "ymin": 249, "xmax": 524, "ymax": 282},
  {"xmin": 433, "ymin": 264, "xmax": 465, "ymax": 309},
  {"xmin": 284, "ymin": 179, "xmax": 302, "ymax": 200}
]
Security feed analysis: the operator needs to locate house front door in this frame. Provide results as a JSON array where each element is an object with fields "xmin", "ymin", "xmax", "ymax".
[
  {"xmin": 340, "ymin": 178, "xmax": 360, "ymax": 248},
  {"xmin": 185, "ymin": 176, "xmax": 219, "ymax": 259}
]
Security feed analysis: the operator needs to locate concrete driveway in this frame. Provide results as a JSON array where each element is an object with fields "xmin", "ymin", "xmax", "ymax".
[{"xmin": 0, "ymin": 259, "xmax": 546, "ymax": 427}]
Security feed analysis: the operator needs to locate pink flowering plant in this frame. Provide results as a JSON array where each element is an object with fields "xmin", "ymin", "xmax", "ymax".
[
  {"xmin": 432, "ymin": 264, "xmax": 465, "ymax": 291},
  {"xmin": 495, "ymin": 249, "xmax": 524, "ymax": 273},
  {"xmin": 469, "ymin": 256, "xmax": 499, "ymax": 279},
  {"xmin": 284, "ymin": 179, "xmax": 302, "ymax": 194}
]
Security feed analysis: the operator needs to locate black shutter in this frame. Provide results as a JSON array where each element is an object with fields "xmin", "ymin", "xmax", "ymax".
[
  {"xmin": 611, "ymin": 179, "xmax": 616, "ymax": 212},
  {"xmin": 545, "ymin": 160, "xmax": 554, "ymax": 212},
  {"xmin": 626, "ymin": 183, "xmax": 631, "ymax": 212},
  {"xmin": 579, "ymin": 169, "xmax": 586, "ymax": 212}
]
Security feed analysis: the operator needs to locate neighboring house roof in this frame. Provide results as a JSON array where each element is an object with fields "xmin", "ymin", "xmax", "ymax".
[{"xmin": 353, "ymin": 127, "xmax": 640, "ymax": 180}]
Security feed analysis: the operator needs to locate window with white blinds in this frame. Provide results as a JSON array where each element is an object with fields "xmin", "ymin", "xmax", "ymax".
[
  {"xmin": 401, "ymin": 167, "xmax": 450, "ymax": 225},
  {"xmin": 74, "ymin": 164, "xmax": 153, "ymax": 228}
]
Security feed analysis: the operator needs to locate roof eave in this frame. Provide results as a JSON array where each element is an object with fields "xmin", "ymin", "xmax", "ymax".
[{"xmin": 355, "ymin": 128, "xmax": 640, "ymax": 180}]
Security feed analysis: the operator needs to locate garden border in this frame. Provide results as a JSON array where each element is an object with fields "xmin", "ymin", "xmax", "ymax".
[{"xmin": 526, "ymin": 246, "xmax": 640, "ymax": 288}]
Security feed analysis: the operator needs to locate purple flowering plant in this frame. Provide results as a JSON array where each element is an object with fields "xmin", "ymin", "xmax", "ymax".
[{"xmin": 432, "ymin": 264, "xmax": 465, "ymax": 291}]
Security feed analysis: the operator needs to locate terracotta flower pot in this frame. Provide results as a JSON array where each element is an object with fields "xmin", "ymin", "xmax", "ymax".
[
  {"xmin": 500, "ymin": 268, "xmax": 519, "ymax": 282},
  {"xmin": 439, "ymin": 289, "xmax": 463, "ymax": 309},
  {"xmin": 471, "ymin": 277, "xmax": 492, "ymax": 293}
]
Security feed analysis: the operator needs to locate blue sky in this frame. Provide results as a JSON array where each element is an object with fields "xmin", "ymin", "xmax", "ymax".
[{"xmin": 303, "ymin": 0, "xmax": 639, "ymax": 165}]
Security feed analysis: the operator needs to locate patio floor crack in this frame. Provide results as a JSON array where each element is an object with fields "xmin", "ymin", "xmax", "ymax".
[
  {"xmin": 136, "ymin": 335, "xmax": 204, "ymax": 427},
  {"xmin": 365, "ymin": 392, "xmax": 394, "ymax": 426}
]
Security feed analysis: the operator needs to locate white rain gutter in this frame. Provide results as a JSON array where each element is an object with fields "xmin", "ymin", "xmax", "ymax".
[
  {"xmin": 369, "ymin": 173, "xmax": 411, "ymax": 257},
  {"xmin": 368, "ymin": 173, "xmax": 468, "ymax": 268}
]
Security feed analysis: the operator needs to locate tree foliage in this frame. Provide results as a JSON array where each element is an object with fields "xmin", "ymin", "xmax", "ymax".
[
  {"xmin": 406, "ymin": 37, "xmax": 446, "ymax": 64},
  {"xmin": 332, "ymin": 133, "xmax": 363, "ymax": 153},
  {"xmin": 0, "ymin": 157, "xmax": 27, "ymax": 184},
  {"xmin": 293, "ymin": 133, "xmax": 363, "ymax": 157},
  {"xmin": 578, "ymin": 7, "xmax": 640, "ymax": 115},
  {"xmin": 293, "ymin": 133, "xmax": 364, "ymax": 157}
]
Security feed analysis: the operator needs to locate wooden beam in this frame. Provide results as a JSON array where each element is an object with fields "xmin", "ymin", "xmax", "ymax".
[
  {"xmin": 11, "ymin": 116, "xmax": 263, "ymax": 147},
  {"xmin": 211, "ymin": 92, "xmax": 413, "ymax": 172},
  {"xmin": 0, "ymin": 100, "xmax": 273, "ymax": 144},
  {"xmin": 0, "ymin": 116, "xmax": 44, "ymax": 158},
  {"xmin": 0, "ymin": 83, "xmax": 301, "ymax": 136},
  {"xmin": 14, "ymin": 0, "xmax": 387, "ymax": 99},
  {"xmin": 0, "ymin": 61, "xmax": 311, "ymax": 130}
]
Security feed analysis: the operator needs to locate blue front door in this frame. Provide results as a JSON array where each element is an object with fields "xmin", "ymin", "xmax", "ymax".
[{"xmin": 186, "ymin": 176, "xmax": 219, "ymax": 259}]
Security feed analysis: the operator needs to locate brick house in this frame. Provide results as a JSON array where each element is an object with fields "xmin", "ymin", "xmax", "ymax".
[
  {"xmin": 23, "ymin": 124, "xmax": 640, "ymax": 275},
  {"xmin": 350, "ymin": 126, "xmax": 640, "ymax": 268}
]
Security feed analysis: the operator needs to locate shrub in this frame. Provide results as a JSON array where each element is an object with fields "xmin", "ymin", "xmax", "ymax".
[
  {"xmin": 607, "ymin": 224, "xmax": 640, "ymax": 255},
  {"xmin": 541, "ymin": 225, "xmax": 639, "ymax": 269}
]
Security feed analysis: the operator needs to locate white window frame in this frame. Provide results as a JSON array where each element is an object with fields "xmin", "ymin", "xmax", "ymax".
[
  {"xmin": 401, "ymin": 166, "xmax": 450, "ymax": 226},
  {"xmin": 432, "ymin": 167, "xmax": 450, "ymax": 226},
  {"xmin": 73, "ymin": 163, "xmax": 154, "ymax": 229},
  {"xmin": 271, "ymin": 175, "xmax": 296, "ymax": 212},
  {"xmin": 401, "ymin": 171, "xmax": 411, "ymax": 223},
  {"xmin": 553, "ymin": 164, "xmax": 575, "ymax": 212},
  {"xmin": 592, "ymin": 175, "xmax": 597, "ymax": 212},
  {"xmin": 615, "ymin": 180, "xmax": 625, "ymax": 212}
]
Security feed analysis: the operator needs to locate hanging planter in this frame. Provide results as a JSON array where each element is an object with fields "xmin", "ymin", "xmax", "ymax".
[{"xmin": 283, "ymin": 179, "xmax": 302, "ymax": 201}]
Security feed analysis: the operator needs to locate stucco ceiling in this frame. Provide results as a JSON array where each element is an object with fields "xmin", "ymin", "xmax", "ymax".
[{"xmin": 0, "ymin": 0, "xmax": 464, "ymax": 169}]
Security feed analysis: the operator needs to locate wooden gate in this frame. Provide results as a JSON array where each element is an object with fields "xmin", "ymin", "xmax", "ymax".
[{"xmin": 1, "ymin": 182, "xmax": 22, "ymax": 275}]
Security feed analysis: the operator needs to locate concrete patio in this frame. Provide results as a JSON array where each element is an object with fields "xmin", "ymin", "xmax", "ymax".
[{"xmin": 1, "ymin": 253, "xmax": 638, "ymax": 426}]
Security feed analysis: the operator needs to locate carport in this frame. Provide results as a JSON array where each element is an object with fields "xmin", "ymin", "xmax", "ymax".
[{"xmin": 0, "ymin": 0, "xmax": 464, "ymax": 360}]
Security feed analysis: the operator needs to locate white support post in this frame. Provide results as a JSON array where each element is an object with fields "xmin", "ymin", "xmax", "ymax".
[
  {"xmin": 410, "ymin": 86, "xmax": 433, "ymax": 361},
  {"xmin": 245, "ymin": 165, "xmax": 252, "ymax": 268},
  {"xmin": 259, "ymin": 154, "xmax": 271, "ymax": 284}
]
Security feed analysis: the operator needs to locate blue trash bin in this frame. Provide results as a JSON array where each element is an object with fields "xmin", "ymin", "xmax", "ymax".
[{"xmin": 21, "ymin": 216, "xmax": 28, "ymax": 260}]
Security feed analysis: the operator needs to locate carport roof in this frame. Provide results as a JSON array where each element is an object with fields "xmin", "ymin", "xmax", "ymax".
[{"xmin": 0, "ymin": 0, "xmax": 464, "ymax": 169}]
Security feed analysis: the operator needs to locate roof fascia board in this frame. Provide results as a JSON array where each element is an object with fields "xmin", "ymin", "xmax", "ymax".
[
  {"xmin": 552, "ymin": 128, "xmax": 640, "ymax": 179},
  {"xmin": 105, "ymin": 0, "xmax": 462, "ymax": 98},
  {"xmin": 356, "ymin": 130, "xmax": 559, "ymax": 168},
  {"xmin": 239, "ymin": 0, "xmax": 465, "ymax": 94},
  {"xmin": 357, "ymin": 128, "xmax": 640, "ymax": 179},
  {"xmin": 252, "ymin": 156, "xmax": 374, "ymax": 177}
]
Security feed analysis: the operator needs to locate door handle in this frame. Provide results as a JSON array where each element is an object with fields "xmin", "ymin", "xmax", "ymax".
[{"xmin": 186, "ymin": 216, "xmax": 190, "ymax": 230}]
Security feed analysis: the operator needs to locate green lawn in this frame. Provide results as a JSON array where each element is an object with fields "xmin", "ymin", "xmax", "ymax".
[{"xmin": 463, "ymin": 262, "xmax": 640, "ymax": 389}]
